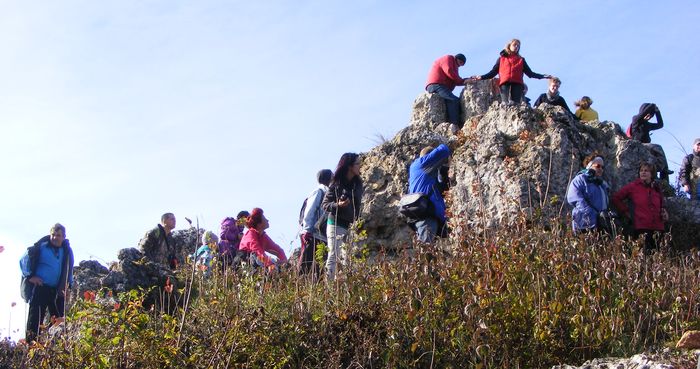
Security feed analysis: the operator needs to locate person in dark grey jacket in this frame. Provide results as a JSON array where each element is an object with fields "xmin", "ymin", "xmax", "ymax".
[{"xmin": 321, "ymin": 153, "xmax": 363, "ymax": 281}]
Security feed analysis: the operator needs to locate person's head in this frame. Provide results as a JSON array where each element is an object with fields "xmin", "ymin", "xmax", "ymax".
[
  {"xmin": 505, "ymin": 39, "xmax": 521, "ymax": 54},
  {"xmin": 202, "ymin": 230, "xmax": 219, "ymax": 246},
  {"xmin": 575, "ymin": 96, "xmax": 593, "ymax": 109},
  {"xmin": 246, "ymin": 208, "xmax": 269, "ymax": 231},
  {"xmin": 548, "ymin": 77, "xmax": 561, "ymax": 94},
  {"xmin": 454, "ymin": 53, "xmax": 466, "ymax": 67},
  {"xmin": 420, "ymin": 146, "xmax": 435, "ymax": 157},
  {"xmin": 332, "ymin": 153, "xmax": 361, "ymax": 184},
  {"xmin": 161, "ymin": 213, "xmax": 176, "ymax": 231},
  {"xmin": 638, "ymin": 162, "xmax": 656, "ymax": 183},
  {"xmin": 584, "ymin": 154, "xmax": 605, "ymax": 177},
  {"xmin": 49, "ymin": 223, "xmax": 66, "ymax": 247},
  {"xmin": 317, "ymin": 169, "xmax": 333, "ymax": 186},
  {"xmin": 638, "ymin": 103, "xmax": 656, "ymax": 121},
  {"xmin": 236, "ymin": 210, "xmax": 250, "ymax": 227},
  {"xmin": 693, "ymin": 138, "xmax": 700, "ymax": 154}
]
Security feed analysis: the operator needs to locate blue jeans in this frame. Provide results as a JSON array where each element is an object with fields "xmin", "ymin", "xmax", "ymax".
[
  {"xmin": 427, "ymin": 84, "xmax": 460, "ymax": 125},
  {"xmin": 415, "ymin": 217, "xmax": 438, "ymax": 243}
]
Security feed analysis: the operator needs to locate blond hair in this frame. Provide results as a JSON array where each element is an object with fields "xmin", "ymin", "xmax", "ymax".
[
  {"xmin": 504, "ymin": 38, "xmax": 521, "ymax": 54},
  {"xmin": 549, "ymin": 77, "xmax": 561, "ymax": 86},
  {"xmin": 420, "ymin": 146, "xmax": 435, "ymax": 157}
]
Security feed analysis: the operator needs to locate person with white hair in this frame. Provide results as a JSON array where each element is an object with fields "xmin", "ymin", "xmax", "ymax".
[{"xmin": 566, "ymin": 154, "xmax": 611, "ymax": 234}]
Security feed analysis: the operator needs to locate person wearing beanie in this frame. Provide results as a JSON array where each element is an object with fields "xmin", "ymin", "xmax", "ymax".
[
  {"xmin": 566, "ymin": 153, "xmax": 612, "ymax": 234},
  {"xmin": 425, "ymin": 53, "xmax": 468, "ymax": 127},
  {"xmin": 574, "ymin": 96, "xmax": 599, "ymax": 121},
  {"xmin": 533, "ymin": 77, "xmax": 575, "ymax": 118},
  {"xmin": 298, "ymin": 169, "xmax": 333, "ymax": 278},
  {"xmin": 679, "ymin": 138, "xmax": 700, "ymax": 200},
  {"xmin": 238, "ymin": 208, "xmax": 287, "ymax": 268},
  {"xmin": 472, "ymin": 38, "xmax": 552, "ymax": 105}
]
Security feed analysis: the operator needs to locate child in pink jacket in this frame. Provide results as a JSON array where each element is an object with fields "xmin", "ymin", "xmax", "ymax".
[{"xmin": 238, "ymin": 208, "xmax": 287, "ymax": 268}]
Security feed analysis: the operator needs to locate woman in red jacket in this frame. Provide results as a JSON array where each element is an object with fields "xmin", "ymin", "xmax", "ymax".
[
  {"xmin": 238, "ymin": 208, "xmax": 287, "ymax": 269},
  {"xmin": 612, "ymin": 162, "xmax": 669, "ymax": 253},
  {"xmin": 472, "ymin": 38, "xmax": 551, "ymax": 105}
]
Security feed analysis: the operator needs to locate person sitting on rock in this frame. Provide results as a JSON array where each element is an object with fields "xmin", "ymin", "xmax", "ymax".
[
  {"xmin": 679, "ymin": 138, "xmax": 700, "ymax": 201},
  {"xmin": 612, "ymin": 162, "xmax": 668, "ymax": 254},
  {"xmin": 193, "ymin": 231, "xmax": 219, "ymax": 277},
  {"xmin": 218, "ymin": 210, "xmax": 249, "ymax": 268},
  {"xmin": 425, "ymin": 53, "xmax": 468, "ymax": 128},
  {"xmin": 574, "ymin": 96, "xmax": 599, "ymax": 121},
  {"xmin": 626, "ymin": 103, "xmax": 673, "ymax": 180},
  {"xmin": 299, "ymin": 169, "xmax": 332, "ymax": 278},
  {"xmin": 533, "ymin": 77, "xmax": 575, "ymax": 117},
  {"xmin": 138, "ymin": 213, "xmax": 178, "ymax": 269},
  {"xmin": 471, "ymin": 38, "xmax": 551, "ymax": 105},
  {"xmin": 408, "ymin": 144, "xmax": 451, "ymax": 243},
  {"xmin": 238, "ymin": 208, "xmax": 287, "ymax": 269},
  {"xmin": 566, "ymin": 154, "xmax": 612, "ymax": 234}
]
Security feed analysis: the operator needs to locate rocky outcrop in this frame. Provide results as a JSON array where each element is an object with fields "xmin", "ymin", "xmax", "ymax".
[
  {"xmin": 359, "ymin": 81, "xmax": 699, "ymax": 250},
  {"xmin": 552, "ymin": 352, "xmax": 693, "ymax": 369}
]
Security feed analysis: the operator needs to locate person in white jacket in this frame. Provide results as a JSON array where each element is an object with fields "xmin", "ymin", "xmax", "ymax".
[{"xmin": 299, "ymin": 169, "xmax": 332, "ymax": 278}]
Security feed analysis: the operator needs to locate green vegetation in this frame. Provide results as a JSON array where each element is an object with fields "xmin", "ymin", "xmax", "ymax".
[{"xmin": 2, "ymin": 221, "xmax": 699, "ymax": 368}]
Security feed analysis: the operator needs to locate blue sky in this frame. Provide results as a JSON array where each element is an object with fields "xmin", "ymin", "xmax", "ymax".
[{"xmin": 1, "ymin": 0, "xmax": 698, "ymax": 340}]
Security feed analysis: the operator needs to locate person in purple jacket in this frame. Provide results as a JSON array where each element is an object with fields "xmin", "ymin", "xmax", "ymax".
[{"xmin": 218, "ymin": 210, "xmax": 249, "ymax": 270}]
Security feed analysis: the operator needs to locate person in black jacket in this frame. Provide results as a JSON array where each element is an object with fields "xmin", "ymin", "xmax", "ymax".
[
  {"xmin": 533, "ymin": 77, "xmax": 575, "ymax": 117},
  {"xmin": 627, "ymin": 103, "xmax": 673, "ymax": 180},
  {"xmin": 19, "ymin": 223, "xmax": 74, "ymax": 342},
  {"xmin": 321, "ymin": 153, "xmax": 363, "ymax": 281}
]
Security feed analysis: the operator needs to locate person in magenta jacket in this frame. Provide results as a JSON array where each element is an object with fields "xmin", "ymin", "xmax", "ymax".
[
  {"xmin": 238, "ymin": 208, "xmax": 287, "ymax": 268},
  {"xmin": 425, "ymin": 53, "xmax": 468, "ymax": 126},
  {"xmin": 612, "ymin": 162, "xmax": 668, "ymax": 253},
  {"xmin": 472, "ymin": 38, "xmax": 551, "ymax": 105}
]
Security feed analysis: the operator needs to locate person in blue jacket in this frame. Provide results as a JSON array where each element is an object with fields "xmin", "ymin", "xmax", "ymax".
[
  {"xmin": 566, "ymin": 155, "xmax": 611, "ymax": 233},
  {"xmin": 20, "ymin": 223, "xmax": 74, "ymax": 342},
  {"xmin": 408, "ymin": 143, "xmax": 451, "ymax": 242}
]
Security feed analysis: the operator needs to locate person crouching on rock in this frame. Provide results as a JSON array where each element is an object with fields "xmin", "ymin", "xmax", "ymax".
[
  {"xmin": 566, "ymin": 154, "xmax": 612, "ymax": 234},
  {"xmin": 612, "ymin": 162, "xmax": 668, "ymax": 254},
  {"xmin": 574, "ymin": 96, "xmax": 599, "ymax": 122},
  {"xmin": 238, "ymin": 208, "xmax": 287, "ymax": 271},
  {"xmin": 425, "ymin": 53, "xmax": 469, "ymax": 130}
]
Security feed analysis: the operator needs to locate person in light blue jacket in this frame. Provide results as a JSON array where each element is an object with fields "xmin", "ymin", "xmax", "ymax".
[
  {"xmin": 566, "ymin": 155, "xmax": 610, "ymax": 233},
  {"xmin": 20, "ymin": 223, "xmax": 74, "ymax": 342},
  {"xmin": 408, "ymin": 143, "xmax": 451, "ymax": 242}
]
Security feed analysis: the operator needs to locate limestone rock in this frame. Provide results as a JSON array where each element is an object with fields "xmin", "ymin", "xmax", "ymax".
[{"xmin": 677, "ymin": 330, "xmax": 700, "ymax": 349}]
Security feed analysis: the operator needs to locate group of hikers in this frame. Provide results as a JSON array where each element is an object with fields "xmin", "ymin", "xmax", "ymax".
[{"xmin": 16, "ymin": 38, "xmax": 700, "ymax": 344}]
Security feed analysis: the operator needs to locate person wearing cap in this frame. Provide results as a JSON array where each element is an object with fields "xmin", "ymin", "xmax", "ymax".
[
  {"xmin": 679, "ymin": 138, "xmax": 700, "ymax": 200},
  {"xmin": 566, "ymin": 153, "xmax": 611, "ymax": 234},
  {"xmin": 471, "ymin": 38, "xmax": 552, "ymax": 105},
  {"xmin": 298, "ymin": 169, "xmax": 332, "ymax": 277},
  {"xmin": 238, "ymin": 208, "xmax": 287, "ymax": 269},
  {"xmin": 612, "ymin": 162, "xmax": 668, "ymax": 253},
  {"xmin": 425, "ymin": 53, "xmax": 469, "ymax": 128}
]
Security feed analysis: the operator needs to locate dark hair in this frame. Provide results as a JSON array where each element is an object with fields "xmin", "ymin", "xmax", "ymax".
[
  {"xmin": 50, "ymin": 223, "xmax": 66, "ymax": 236},
  {"xmin": 332, "ymin": 153, "xmax": 360, "ymax": 186},
  {"xmin": 236, "ymin": 210, "xmax": 250, "ymax": 219},
  {"xmin": 317, "ymin": 169, "xmax": 333, "ymax": 186},
  {"xmin": 246, "ymin": 208, "xmax": 264, "ymax": 229},
  {"xmin": 455, "ymin": 53, "xmax": 466, "ymax": 63},
  {"xmin": 161, "ymin": 213, "xmax": 174, "ymax": 223}
]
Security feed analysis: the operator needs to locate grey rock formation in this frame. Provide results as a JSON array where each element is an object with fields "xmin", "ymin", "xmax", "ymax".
[
  {"xmin": 552, "ymin": 353, "xmax": 682, "ymax": 369},
  {"xmin": 359, "ymin": 81, "xmax": 699, "ymax": 250}
]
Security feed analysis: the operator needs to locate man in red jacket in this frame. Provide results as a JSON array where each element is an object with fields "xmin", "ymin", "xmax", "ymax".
[{"xmin": 425, "ymin": 54, "xmax": 467, "ymax": 129}]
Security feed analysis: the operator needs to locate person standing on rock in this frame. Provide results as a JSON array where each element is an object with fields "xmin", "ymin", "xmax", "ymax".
[
  {"xmin": 612, "ymin": 162, "xmax": 668, "ymax": 254},
  {"xmin": 471, "ymin": 38, "xmax": 551, "ymax": 105},
  {"xmin": 322, "ymin": 153, "xmax": 363, "ymax": 281},
  {"xmin": 626, "ymin": 103, "xmax": 673, "ymax": 180},
  {"xmin": 20, "ymin": 223, "xmax": 74, "ymax": 342},
  {"xmin": 238, "ymin": 208, "xmax": 287, "ymax": 269},
  {"xmin": 679, "ymin": 138, "xmax": 700, "ymax": 200},
  {"xmin": 138, "ymin": 212, "xmax": 178, "ymax": 269},
  {"xmin": 299, "ymin": 169, "xmax": 333, "ymax": 278},
  {"xmin": 566, "ymin": 155, "xmax": 612, "ymax": 234},
  {"xmin": 533, "ymin": 77, "xmax": 575, "ymax": 117},
  {"xmin": 425, "ymin": 53, "xmax": 468, "ymax": 129},
  {"xmin": 408, "ymin": 144, "xmax": 451, "ymax": 242},
  {"xmin": 574, "ymin": 96, "xmax": 599, "ymax": 121}
]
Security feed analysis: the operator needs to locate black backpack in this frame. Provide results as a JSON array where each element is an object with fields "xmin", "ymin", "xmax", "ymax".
[
  {"xmin": 398, "ymin": 193, "xmax": 433, "ymax": 222},
  {"xmin": 299, "ymin": 189, "xmax": 328, "ymax": 235}
]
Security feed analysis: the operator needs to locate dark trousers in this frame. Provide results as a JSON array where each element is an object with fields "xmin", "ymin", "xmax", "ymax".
[
  {"xmin": 298, "ymin": 233, "xmax": 323, "ymax": 278},
  {"xmin": 499, "ymin": 82, "xmax": 524, "ymax": 104},
  {"xmin": 427, "ymin": 84, "xmax": 461, "ymax": 125},
  {"xmin": 635, "ymin": 229, "xmax": 663, "ymax": 254},
  {"xmin": 26, "ymin": 285, "xmax": 64, "ymax": 342}
]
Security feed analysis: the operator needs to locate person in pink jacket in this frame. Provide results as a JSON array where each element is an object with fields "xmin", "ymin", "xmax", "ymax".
[
  {"xmin": 612, "ymin": 162, "xmax": 668, "ymax": 254},
  {"xmin": 238, "ymin": 208, "xmax": 287, "ymax": 268}
]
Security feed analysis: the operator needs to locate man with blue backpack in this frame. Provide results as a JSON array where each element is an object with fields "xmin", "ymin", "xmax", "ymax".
[{"xmin": 298, "ymin": 169, "xmax": 333, "ymax": 277}]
